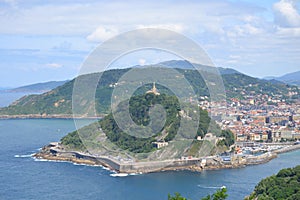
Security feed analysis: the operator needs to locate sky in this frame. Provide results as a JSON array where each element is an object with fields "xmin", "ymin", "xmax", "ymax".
[{"xmin": 0, "ymin": 0, "xmax": 300, "ymax": 87}]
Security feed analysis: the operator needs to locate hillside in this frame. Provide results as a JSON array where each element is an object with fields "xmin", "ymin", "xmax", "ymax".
[
  {"xmin": 6, "ymin": 80, "xmax": 68, "ymax": 93},
  {"xmin": 0, "ymin": 63, "xmax": 299, "ymax": 116},
  {"xmin": 61, "ymin": 93, "xmax": 234, "ymax": 157},
  {"xmin": 246, "ymin": 165, "xmax": 300, "ymax": 200}
]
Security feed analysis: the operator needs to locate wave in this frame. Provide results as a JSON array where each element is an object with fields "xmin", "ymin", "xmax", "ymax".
[
  {"xmin": 14, "ymin": 153, "xmax": 34, "ymax": 158},
  {"xmin": 110, "ymin": 173, "xmax": 129, "ymax": 177},
  {"xmin": 197, "ymin": 185, "xmax": 226, "ymax": 189},
  {"xmin": 129, "ymin": 172, "xmax": 143, "ymax": 176},
  {"xmin": 33, "ymin": 158, "xmax": 89, "ymax": 165},
  {"xmin": 102, "ymin": 166, "xmax": 111, "ymax": 171},
  {"xmin": 33, "ymin": 158, "xmax": 116, "ymax": 173},
  {"xmin": 33, "ymin": 158, "xmax": 65, "ymax": 162},
  {"xmin": 110, "ymin": 172, "xmax": 143, "ymax": 177}
]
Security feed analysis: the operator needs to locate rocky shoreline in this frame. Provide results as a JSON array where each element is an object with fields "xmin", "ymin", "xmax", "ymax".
[{"xmin": 33, "ymin": 143, "xmax": 300, "ymax": 174}]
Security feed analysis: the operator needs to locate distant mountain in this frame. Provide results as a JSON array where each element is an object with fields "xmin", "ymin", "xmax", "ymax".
[
  {"xmin": 266, "ymin": 79, "xmax": 286, "ymax": 85},
  {"xmin": 0, "ymin": 63, "xmax": 298, "ymax": 116},
  {"xmin": 0, "ymin": 87, "xmax": 11, "ymax": 91},
  {"xmin": 6, "ymin": 80, "xmax": 68, "ymax": 93},
  {"xmin": 157, "ymin": 60, "xmax": 242, "ymax": 75},
  {"xmin": 264, "ymin": 71, "xmax": 300, "ymax": 86}
]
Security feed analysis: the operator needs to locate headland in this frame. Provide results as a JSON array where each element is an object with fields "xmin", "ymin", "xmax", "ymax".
[{"xmin": 33, "ymin": 142, "xmax": 300, "ymax": 174}]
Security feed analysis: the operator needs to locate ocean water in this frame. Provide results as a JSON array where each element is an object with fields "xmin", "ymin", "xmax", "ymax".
[{"xmin": 0, "ymin": 119, "xmax": 299, "ymax": 200}]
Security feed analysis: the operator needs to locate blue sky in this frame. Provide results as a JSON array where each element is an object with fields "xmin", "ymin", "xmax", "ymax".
[{"xmin": 0, "ymin": 0, "xmax": 300, "ymax": 87}]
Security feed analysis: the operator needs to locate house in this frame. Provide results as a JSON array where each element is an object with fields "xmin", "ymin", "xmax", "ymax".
[
  {"xmin": 153, "ymin": 141, "xmax": 168, "ymax": 148},
  {"xmin": 281, "ymin": 130, "xmax": 293, "ymax": 140}
]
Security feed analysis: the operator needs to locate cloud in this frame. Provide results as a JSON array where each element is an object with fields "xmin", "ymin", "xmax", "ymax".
[
  {"xmin": 138, "ymin": 58, "xmax": 146, "ymax": 66},
  {"xmin": 273, "ymin": 0, "xmax": 300, "ymax": 27},
  {"xmin": 136, "ymin": 24, "xmax": 184, "ymax": 33},
  {"xmin": 1, "ymin": 0, "xmax": 300, "ymax": 78},
  {"xmin": 226, "ymin": 23, "xmax": 263, "ymax": 37},
  {"xmin": 277, "ymin": 27, "xmax": 300, "ymax": 37},
  {"xmin": 87, "ymin": 26, "xmax": 119, "ymax": 42},
  {"xmin": 0, "ymin": 1, "xmax": 263, "ymax": 36},
  {"xmin": 46, "ymin": 63, "xmax": 63, "ymax": 68}
]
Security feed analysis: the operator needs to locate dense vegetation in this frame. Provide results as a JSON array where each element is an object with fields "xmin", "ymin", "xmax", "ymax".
[
  {"xmin": 8, "ymin": 80, "xmax": 67, "ymax": 93},
  {"xmin": 168, "ymin": 187, "xmax": 228, "ymax": 200},
  {"xmin": 99, "ymin": 93, "xmax": 214, "ymax": 153},
  {"xmin": 218, "ymin": 130, "xmax": 235, "ymax": 147},
  {"xmin": 168, "ymin": 165, "xmax": 300, "ymax": 200},
  {"xmin": 61, "ymin": 130, "xmax": 86, "ymax": 151},
  {"xmin": 0, "ymin": 64, "xmax": 298, "ymax": 115},
  {"xmin": 61, "ymin": 93, "xmax": 234, "ymax": 154},
  {"xmin": 246, "ymin": 165, "xmax": 300, "ymax": 200}
]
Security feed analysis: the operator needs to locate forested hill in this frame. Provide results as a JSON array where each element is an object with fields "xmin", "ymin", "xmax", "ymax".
[
  {"xmin": 6, "ymin": 80, "xmax": 68, "ymax": 93},
  {"xmin": 61, "ymin": 93, "xmax": 235, "ymax": 155},
  {"xmin": 246, "ymin": 165, "xmax": 300, "ymax": 200},
  {"xmin": 0, "ymin": 66, "xmax": 298, "ymax": 116}
]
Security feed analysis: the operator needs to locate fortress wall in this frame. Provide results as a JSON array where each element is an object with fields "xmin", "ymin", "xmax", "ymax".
[
  {"xmin": 97, "ymin": 157, "xmax": 121, "ymax": 171},
  {"xmin": 119, "ymin": 159, "xmax": 200, "ymax": 173}
]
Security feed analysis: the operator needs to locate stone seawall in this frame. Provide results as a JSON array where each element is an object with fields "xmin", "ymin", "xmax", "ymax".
[
  {"xmin": 119, "ymin": 159, "xmax": 200, "ymax": 173},
  {"xmin": 273, "ymin": 144, "xmax": 300, "ymax": 154},
  {"xmin": 245, "ymin": 152, "xmax": 277, "ymax": 165},
  {"xmin": 34, "ymin": 143, "xmax": 300, "ymax": 174}
]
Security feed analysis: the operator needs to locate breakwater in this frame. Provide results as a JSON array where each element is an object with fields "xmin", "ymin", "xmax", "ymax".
[{"xmin": 34, "ymin": 143, "xmax": 300, "ymax": 173}]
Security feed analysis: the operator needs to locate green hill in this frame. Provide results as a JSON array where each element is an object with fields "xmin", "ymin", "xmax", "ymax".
[
  {"xmin": 246, "ymin": 165, "xmax": 300, "ymax": 200},
  {"xmin": 0, "ymin": 65, "xmax": 298, "ymax": 116},
  {"xmin": 7, "ymin": 80, "xmax": 68, "ymax": 93},
  {"xmin": 61, "ymin": 93, "xmax": 234, "ymax": 156}
]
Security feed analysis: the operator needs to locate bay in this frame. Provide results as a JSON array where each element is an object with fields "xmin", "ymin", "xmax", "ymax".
[{"xmin": 0, "ymin": 119, "xmax": 299, "ymax": 200}]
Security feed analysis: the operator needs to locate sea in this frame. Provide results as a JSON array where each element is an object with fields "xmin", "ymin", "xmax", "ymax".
[{"xmin": 1, "ymin": 119, "xmax": 300, "ymax": 200}]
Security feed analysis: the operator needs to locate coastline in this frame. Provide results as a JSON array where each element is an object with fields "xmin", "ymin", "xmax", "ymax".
[
  {"xmin": 0, "ymin": 114, "xmax": 105, "ymax": 119},
  {"xmin": 33, "ymin": 142, "xmax": 300, "ymax": 174}
]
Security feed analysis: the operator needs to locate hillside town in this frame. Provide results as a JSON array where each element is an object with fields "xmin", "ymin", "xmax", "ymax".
[{"xmin": 198, "ymin": 92, "xmax": 300, "ymax": 146}]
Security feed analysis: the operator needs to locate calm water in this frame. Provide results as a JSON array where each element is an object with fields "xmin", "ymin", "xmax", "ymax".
[{"xmin": 0, "ymin": 119, "xmax": 299, "ymax": 200}]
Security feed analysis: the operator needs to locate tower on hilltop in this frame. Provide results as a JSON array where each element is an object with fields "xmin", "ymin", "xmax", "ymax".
[{"xmin": 146, "ymin": 82, "xmax": 160, "ymax": 95}]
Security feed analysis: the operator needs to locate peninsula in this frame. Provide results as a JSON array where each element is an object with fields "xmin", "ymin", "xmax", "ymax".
[
  {"xmin": 34, "ymin": 90, "xmax": 300, "ymax": 174},
  {"xmin": 0, "ymin": 61, "xmax": 298, "ymax": 173}
]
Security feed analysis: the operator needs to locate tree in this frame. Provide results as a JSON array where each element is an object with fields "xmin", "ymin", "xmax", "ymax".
[
  {"xmin": 246, "ymin": 165, "xmax": 300, "ymax": 200},
  {"xmin": 168, "ymin": 192, "xmax": 187, "ymax": 200},
  {"xmin": 167, "ymin": 187, "xmax": 228, "ymax": 200},
  {"xmin": 201, "ymin": 187, "xmax": 228, "ymax": 200}
]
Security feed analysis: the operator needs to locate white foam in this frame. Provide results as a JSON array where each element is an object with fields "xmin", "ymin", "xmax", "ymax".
[
  {"xmin": 110, "ymin": 173, "xmax": 129, "ymax": 177},
  {"xmin": 197, "ymin": 185, "xmax": 225, "ymax": 189},
  {"xmin": 73, "ymin": 163, "xmax": 89, "ymax": 166},
  {"xmin": 33, "ymin": 158, "xmax": 115, "ymax": 173},
  {"xmin": 33, "ymin": 158, "xmax": 64, "ymax": 162},
  {"xmin": 14, "ymin": 153, "xmax": 34, "ymax": 158},
  {"xmin": 129, "ymin": 172, "xmax": 143, "ymax": 176},
  {"xmin": 110, "ymin": 172, "xmax": 143, "ymax": 177}
]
